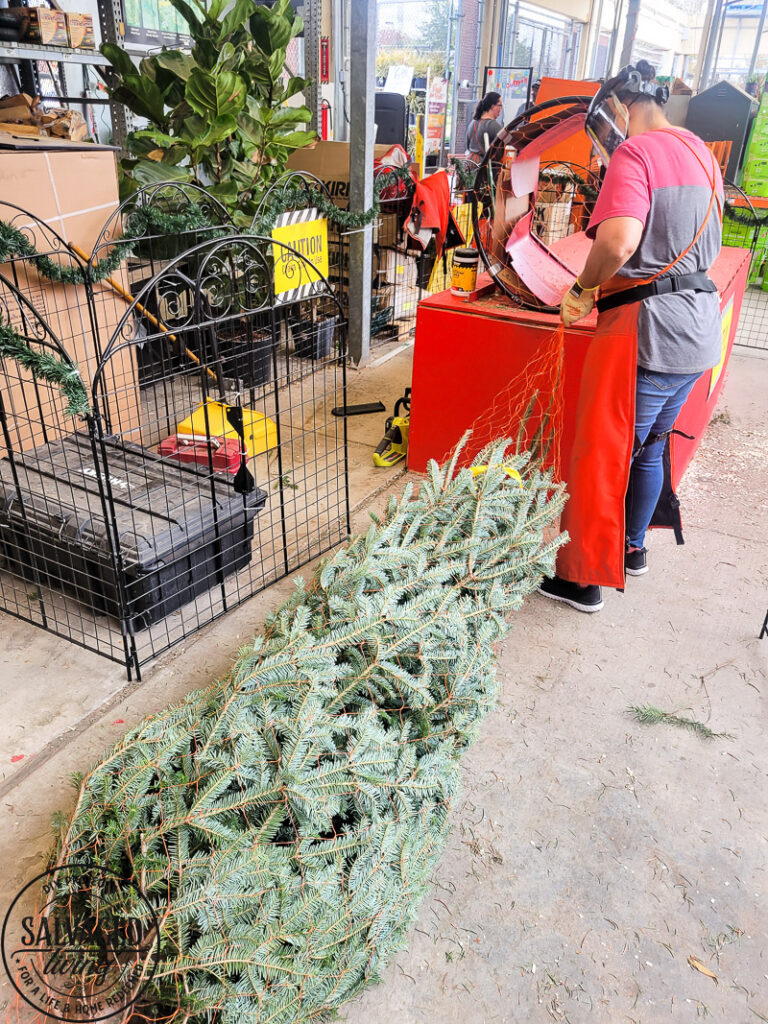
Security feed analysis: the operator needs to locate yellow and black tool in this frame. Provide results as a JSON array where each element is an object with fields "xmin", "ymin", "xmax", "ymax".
[{"xmin": 373, "ymin": 388, "xmax": 411, "ymax": 468}]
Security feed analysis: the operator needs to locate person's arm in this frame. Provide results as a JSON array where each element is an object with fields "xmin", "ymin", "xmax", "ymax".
[
  {"xmin": 577, "ymin": 216, "xmax": 644, "ymax": 289},
  {"xmin": 561, "ymin": 143, "xmax": 649, "ymax": 325}
]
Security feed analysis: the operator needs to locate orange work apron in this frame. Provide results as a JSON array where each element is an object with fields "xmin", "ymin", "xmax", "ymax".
[{"xmin": 556, "ymin": 301, "xmax": 639, "ymax": 590}]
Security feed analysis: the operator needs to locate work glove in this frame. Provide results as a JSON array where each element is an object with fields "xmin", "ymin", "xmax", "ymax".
[{"xmin": 560, "ymin": 283, "xmax": 596, "ymax": 326}]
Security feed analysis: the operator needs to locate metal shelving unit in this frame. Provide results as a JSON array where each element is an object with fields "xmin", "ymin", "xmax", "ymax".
[
  {"xmin": 0, "ymin": 33, "xmax": 114, "ymax": 145},
  {"xmin": 0, "ymin": 40, "xmax": 108, "ymax": 65}
]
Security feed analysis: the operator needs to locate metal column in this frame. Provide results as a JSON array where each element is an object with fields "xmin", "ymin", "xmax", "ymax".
[
  {"xmin": 347, "ymin": 0, "xmax": 376, "ymax": 366},
  {"xmin": 304, "ymin": 0, "xmax": 322, "ymax": 132},
  {"xmin": 332, "ymin": 0, "xmax": 348, "ymax": 141},
  {"xmin": 96, "ymin": 0, "xmax": 130, "ymax": 149},
  {"xmin": 449, "ymin": 0, "xmax": 464, "ymax": 156},
  {"xmin": 618, "ymin": 0, "xmax": 640, "ymax": 68},
  {"xmin": 746, "ymin": 0, "xmax": 768, "ymax": 86},
  {"xmin": 697, "ymin": 0, "xmax": 726, "ymax": 91}
]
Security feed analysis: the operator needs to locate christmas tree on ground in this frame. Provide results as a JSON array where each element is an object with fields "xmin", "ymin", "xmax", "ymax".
[{"xmin": 50, "ymin": 436, "xmax": 567, "ymax": 1024}]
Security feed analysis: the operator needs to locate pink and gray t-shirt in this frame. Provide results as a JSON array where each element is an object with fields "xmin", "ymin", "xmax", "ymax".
[{"xmin": 587, "ymin": 127, "xmax": 724, "ymax": 374}]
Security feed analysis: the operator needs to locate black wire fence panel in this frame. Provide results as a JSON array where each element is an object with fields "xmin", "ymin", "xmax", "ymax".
[
  {"xmin": 733, "ymin": 282, "xmax": 768, "ymax": 351},
  {"xmin": 0, "ymin": 202, "xmax": 350, "ymax": 680}
]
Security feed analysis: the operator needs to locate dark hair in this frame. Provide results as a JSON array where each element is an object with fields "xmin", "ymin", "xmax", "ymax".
[
  {"xmin": 635, "ymin": 59, "xmax": 656, "ymax": 81},
  {"xmin": 474, "ymin": 91, "xmax": 501, "ymax": 120},
  {"xmin": 618, "ymin": 61, "xmax": 667, "ymax": 106}
]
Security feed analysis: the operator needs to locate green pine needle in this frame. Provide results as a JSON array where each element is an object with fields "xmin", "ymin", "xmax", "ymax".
[{"xmin": 628, "ymin": 703, "xmax": 732, "ymax": 741}]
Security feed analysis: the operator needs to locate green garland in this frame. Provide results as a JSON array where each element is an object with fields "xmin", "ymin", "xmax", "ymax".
[
  {"xmin": 0, "ymin": 204, "xmax": 214, "ymax": 287},
  {"xmin": 0, "ymin": 319, "xmax": 89, "ymax": 417},
  {"xmin": 251, "ymin": 164, "xmax": 415, "ymax": 235},
  {"xmin": 0, "ymin": 177, "xmax": 415, "ymax": 413}
]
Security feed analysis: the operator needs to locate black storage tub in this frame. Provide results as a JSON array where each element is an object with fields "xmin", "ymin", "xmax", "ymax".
[{"xmin": 0, "ymin": 434, "xmax": 267, "ymax": 632}]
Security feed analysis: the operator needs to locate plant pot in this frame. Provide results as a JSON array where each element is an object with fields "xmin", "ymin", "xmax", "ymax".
[
  {"xmin": 293, "ymin": 315, "xmax": 338, "ymax": 360},
  {"xmin": 217, "ymin": 327, "xmax": 274, "ymax": 388}
]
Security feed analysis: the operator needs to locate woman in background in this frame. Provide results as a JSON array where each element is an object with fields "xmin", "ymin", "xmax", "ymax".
[{"xmin": 466, "ymin": 92, "xmax": 504, "ymax": 162}]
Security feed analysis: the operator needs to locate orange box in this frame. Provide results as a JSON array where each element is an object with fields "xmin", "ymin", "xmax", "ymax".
[
  {"xmin": 65, "ymin": 12, "xmax": 96, "ymax": 49},
  {"xmin": 25, "ymin": 8, "xmax": 69, "ymax": 46}
]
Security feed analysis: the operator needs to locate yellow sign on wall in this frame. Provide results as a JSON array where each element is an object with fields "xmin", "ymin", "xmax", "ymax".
[{"xmin": 271, "ymin": 210, "xmax": 329, "ymax": 300}]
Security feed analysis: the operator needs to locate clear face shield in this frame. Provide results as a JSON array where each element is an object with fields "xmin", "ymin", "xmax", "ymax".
[{"xmin": 585, "ymin": 90, "xmax": 631, "ymax": 166}]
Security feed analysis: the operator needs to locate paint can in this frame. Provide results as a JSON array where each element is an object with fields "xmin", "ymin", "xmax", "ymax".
[{"xmin": 451, "ymin": 248, "xmax": 479, "ymax": 299}]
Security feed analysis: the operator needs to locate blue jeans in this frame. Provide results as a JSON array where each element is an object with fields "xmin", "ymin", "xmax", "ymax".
[{"xmin": 625, "ymin": 368, "xmax": 703, "ymax": 549}]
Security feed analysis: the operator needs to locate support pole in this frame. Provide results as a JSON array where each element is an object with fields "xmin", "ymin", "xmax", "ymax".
[
  {"xmin": 332, "ymin": 0, "xmax": 348, "ymax": 141},
  {"xmin": 746, "ymin": 0, "xmax": 768, "ymax": 86},
  {"xmin": 449, "ymin": 0, "xmax": 464, "ymax": 158},
  {"xmin": 698, "ymin": 0, "xmax": 726, "ymax": 91},
  {"xmin": 348, "ymin": 0, "xmax": 375, "ymax": 366},
  {"xmin": 304, "ymin": 0, "xmax": 322, "ymax": 132},
  {"xmin": 618, "ymin": 0, "xmax": 640, "ymax": 68}
]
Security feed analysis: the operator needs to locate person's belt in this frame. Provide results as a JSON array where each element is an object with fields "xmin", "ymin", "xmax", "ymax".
[{"xmin": 596, "ymin": 272, "xmax": 717, "ymax": 314}]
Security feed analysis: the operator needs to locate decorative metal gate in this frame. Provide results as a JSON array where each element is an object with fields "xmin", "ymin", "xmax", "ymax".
[{"xmin": 0, "ymin": 190, "xmax": 349, "ymax": 678}]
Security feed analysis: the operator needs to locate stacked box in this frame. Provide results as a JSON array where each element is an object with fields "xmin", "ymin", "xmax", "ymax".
[
  {"xmin": 721, "ymin": 213, "xmax": 767, "ymax": 284},
  {"xmin": 742, "ymin": 94, "xmax": 768, "ymax": 196}
]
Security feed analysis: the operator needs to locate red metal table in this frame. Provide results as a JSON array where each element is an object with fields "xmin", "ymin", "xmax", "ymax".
[{"xmin": 408, "ymin": 247, "xmax": 750, "ymax": 494}]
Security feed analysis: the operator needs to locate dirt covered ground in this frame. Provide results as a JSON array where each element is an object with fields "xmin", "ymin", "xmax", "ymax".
[{"xmin": 0, "ymin": 347, "xmax": 766, "ymax": 1024}]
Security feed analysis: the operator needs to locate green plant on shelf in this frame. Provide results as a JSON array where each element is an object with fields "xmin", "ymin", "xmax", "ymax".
[{"xmin": 101, "ymin": 0, "xmax": 315, "ymax": 223}]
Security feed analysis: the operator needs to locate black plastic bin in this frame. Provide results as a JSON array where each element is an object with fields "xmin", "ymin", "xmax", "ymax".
[{"xmin": 0, "ymin": 434, "xmax": 267, "ymax": 632}]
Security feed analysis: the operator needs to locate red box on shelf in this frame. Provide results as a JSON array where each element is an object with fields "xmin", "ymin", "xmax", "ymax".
[{"xmin": 157, "ymin": 435, "xmax": 244, "ymax": 475}]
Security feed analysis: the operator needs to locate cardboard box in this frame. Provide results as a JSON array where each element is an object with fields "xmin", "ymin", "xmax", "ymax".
[
  {"xmin": 25, "ymin": 8, "xmax": 69, "ymax": 46},
  {"xmin": 66, "ymin": 13, "xmax": 96, "ymax": 49},
  {"xmin": 374, "ymin": 211, "xmax": 399, "ymax": 249},
  {"xmin": 0, "ymin": 146, "xmax": 140, "ymax": 455},
  {"xmin": 286, "ymin": 141, "xmax": 394, "ymax": 209}
]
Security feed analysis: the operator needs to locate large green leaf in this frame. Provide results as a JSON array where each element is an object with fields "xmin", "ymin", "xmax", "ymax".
[
  {"xmin": 216, "ymin": 71, "xmax": 247, "ymax": 116},
  {"xmin": 249, "ymin": 5, "xmax": 292, "ymax": 55},
  {"xmin": 132, "ymin": 158, "xmax": 192, "ymax": 186},
  {"xmin": 100, "ymin": 42, "xmax": 136, "ymax": 78},
  {"xmin": 167, "ymin": 0, "xmax": 203, "ymax": 31},
  {"xmin": 186, "ymin": 69, "xmax": 246, "ymax": 118},
  {"xmin": 280, "ymin": 76, "xmax": 308, "ymax": 103},
  {"xmin": 154, "ymin": 50, "xmax": 198, "ymax": 82},
  {"xmin": 236, "ymin": 112, "xmax": 263, "ymax": 144},
  {"xmin": 112, "ymin": 76, "xmax": 168, "ymax": 125},
  {"xmin": 269, "ymin": 130, "xmax": 317, "ymax": 151},
  {"xmin": 267, "ymin": 105, "xmax": 311, "ymax": 129},
  {"xmin": 130, "ymin": 127, "xmax": 182, "ymax": 150},
  {"xmin": 206, "ymin": 180, "xmax": 239, "ymax": 202},
  {"xmin": 196, "ymin": 114, "xmax": 238, "ymax": 148},
  {"xmin": 185, "ymin": 69, "xmax": 217, "ymax": 114},
  {"xmin": 219, "ymin": 0, "xmax": 256, "ymax": 41},
  {"xmin": 215, "ymin": 41, "xmax": 239, "ymax": 72}
]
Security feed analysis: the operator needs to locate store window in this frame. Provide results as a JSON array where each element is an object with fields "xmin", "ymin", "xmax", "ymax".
[{"xmin": 503, "ymin": 2, "xmax": 583, "ymax": 81}]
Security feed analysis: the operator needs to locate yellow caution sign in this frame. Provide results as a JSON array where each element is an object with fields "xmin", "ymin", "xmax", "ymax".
[{"xmin": 271, "ymin": 209, "xmax": 329, "ymax": 301}]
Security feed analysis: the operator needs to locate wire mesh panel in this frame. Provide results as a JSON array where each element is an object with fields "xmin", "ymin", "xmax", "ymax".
[
  {"xmin": 0, "ymin": 276, "xmax": 124, "ymax": 662},
  {"xmin": 254, "ymin": 169, "xmax": 430, "ymax": 351},
  {"xmin": 733, "ymin": 283, "xmax": 768, "ymax": 351},
  {"xmin": 0, "ymin": 220, "xmax": 350, "ymax": 679}
]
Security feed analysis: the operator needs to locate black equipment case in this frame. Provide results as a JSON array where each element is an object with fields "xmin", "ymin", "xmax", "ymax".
[{"xmin": 0, "ymin": 434, "xmax": 267, "ymax": 631}]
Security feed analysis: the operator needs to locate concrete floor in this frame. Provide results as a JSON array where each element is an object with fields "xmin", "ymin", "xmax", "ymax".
[{"xmin": 1, "ymin": 344, "xmax": 766, "ymax": 1023}]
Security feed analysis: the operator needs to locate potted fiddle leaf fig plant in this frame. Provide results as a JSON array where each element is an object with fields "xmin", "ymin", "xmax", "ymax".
[{"xmin": 101, "ymin": 0, "xmax": 316, "ymax": 222}]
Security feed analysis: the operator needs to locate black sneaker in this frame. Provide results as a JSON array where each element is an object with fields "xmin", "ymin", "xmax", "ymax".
[
  {"xmin": 625, "ymin": 546, "xmax": 648, "ymax": 576},
  {"xmin": 537, "ymin": 575, "xmax": 604, "ymax": 613}
]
